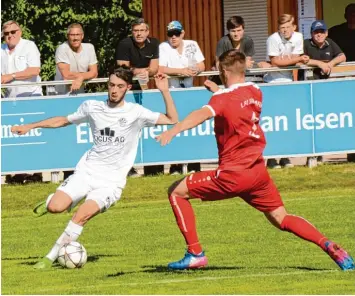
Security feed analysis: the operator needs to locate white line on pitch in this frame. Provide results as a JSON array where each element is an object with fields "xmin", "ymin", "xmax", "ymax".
[
  {"xmin": 1, "ymin": 142, "xmax": 47, "ymax": 147},
  {"xmin": 1, "ymin": 112, "xmax": 45, "ymax": 116}
]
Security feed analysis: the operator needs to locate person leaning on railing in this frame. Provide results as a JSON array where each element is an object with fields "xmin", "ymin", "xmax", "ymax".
[
  {"xmin": 259, "ymin": 14, "xmax": 309, "ymax": 169},
  {"xmin": 301, "ymin": 20, "xmax": 346, "ymax": 166}
]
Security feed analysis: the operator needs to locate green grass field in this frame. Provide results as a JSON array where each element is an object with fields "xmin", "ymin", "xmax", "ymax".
[{"xmin": 2, "ymin": 164, "xmax": 355, "ymax": 294}]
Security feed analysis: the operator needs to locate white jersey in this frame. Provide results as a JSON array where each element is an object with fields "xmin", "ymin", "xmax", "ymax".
[{"xmin": 67, "ymin": 100, "xmax": 160, "ymax": 187}]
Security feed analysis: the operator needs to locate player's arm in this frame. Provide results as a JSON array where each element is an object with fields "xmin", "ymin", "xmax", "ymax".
[
  {"xmin": 11, "ymin": 116, "xmax": 71, "ymax": 135},
  {"xmin": 156, "ymin": 107, "xmax": 213, "ymax": 146},
  {"xmin": 154, "ymin": 73, "xmax": 178, "ymax": 125}
]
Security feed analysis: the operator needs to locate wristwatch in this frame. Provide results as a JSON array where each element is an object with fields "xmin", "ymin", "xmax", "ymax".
[{"xmin": 11, "ymin": 73, "xmax": 16, "ymax": 80}]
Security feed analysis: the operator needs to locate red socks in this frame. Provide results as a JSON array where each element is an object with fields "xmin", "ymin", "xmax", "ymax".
[
  {"xmin": 281, "ymin": 214, "xmax": 328, "ymax": 250},
  {"xmin": 169, "ymin": 195, "xmax": 203, "ymax": 255}
]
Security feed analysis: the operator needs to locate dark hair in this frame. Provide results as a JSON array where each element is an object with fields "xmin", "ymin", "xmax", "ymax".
[
  {"xmin": 218, "ymin": 49, "xmax": 246, "ymax": 73},
  {"xmin": 226, "ymin": 16, "xmax": 245, "ymax": 30},
  {"xmin": 109, "ymin": 65, "xmax": 133, "ymax": 84},
  {"xmin": 345, "ymin": 3, "xmax": 355, "ymax": 15},
  {"xmin": 131, "ymin": 17, "xmax": 149, "ymax": 29}
]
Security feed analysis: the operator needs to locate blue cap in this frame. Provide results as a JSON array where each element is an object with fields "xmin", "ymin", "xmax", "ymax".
[
  {"xmin": 311, "ymin": 20, "xmax": 327, "ymax": 33},
  {"xmin": 167, "ymin": 21, "xmax": 183, "ymax": 32}
]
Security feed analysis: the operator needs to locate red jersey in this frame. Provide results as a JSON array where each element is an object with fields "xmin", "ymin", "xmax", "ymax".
[{"xmin": 206, "ymin": 82, "xmax": 266, "ymax": 170}]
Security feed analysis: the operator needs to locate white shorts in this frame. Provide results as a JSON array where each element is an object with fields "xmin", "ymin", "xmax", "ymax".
[{"xmin": 57, "ymin": 171, "xmax": 123, "ymax": 212}]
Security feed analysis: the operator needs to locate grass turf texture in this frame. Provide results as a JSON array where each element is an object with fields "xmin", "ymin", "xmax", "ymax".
[{"xmin": 2, "ymin": 164, "xmax": 355, "ymax": 294}]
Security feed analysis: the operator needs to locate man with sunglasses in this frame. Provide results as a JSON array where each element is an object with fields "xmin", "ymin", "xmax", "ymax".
[
  {"xmin": 1, "ymin": 20, "xmax": 42, "ymax": 98},
  {"xmin": 158, "ymin": 20, "xmax": 205, "ymax": 88}
]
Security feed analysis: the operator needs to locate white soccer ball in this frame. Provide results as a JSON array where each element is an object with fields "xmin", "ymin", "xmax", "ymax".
[{"xmin": 57, "ymin": 241, "xmax": 87, "ymax": 269}]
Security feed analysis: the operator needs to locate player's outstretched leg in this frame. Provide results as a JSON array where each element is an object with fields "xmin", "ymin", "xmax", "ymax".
[
  {"xmin": 33, "ymin": 199, "xmax": 99, "ymax": 270},
  {"xmin": 167, "ymin": 178, "xmax": 208, "ymax": 270},
  {"xmin": 265, "ymin": 206, "xmax": 355, "ymax": 271}
]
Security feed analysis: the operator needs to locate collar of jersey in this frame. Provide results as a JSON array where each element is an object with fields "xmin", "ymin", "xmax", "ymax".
[{"xmin": 213, "ymin": 82, "xmax": 257, "ymax": 96}]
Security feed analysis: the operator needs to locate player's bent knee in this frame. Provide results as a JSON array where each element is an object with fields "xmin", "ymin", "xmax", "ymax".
[
  {"xmin": 47, "ymin": 200, "xmax": 68, "ymax": 213},
  {"xmin": 47, "ymin": 192, "xmax": 72, "ymax": 213},
  {"xmin": 168, "ymin": 177, "xmax": 189, "ymax": 198}
]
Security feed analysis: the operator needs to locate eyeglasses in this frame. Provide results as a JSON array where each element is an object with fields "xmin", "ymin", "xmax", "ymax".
[
  {"xmin": 132, "ymin": 29, "xmax": 147, "ymax": 34},
  {"xmin": 3, "ymin": 30, "xmax": 19, "ymax": 36},
  {"xmin": 167, "ymin": 30, "xmax": 181, "ymax": 37}
]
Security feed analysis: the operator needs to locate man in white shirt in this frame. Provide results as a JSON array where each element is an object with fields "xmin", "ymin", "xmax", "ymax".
[
  {"xmin": 159, "ymin": 20, "xmax": 205, "ymax": 88},
  {"xmin": 1, "ymin": 20, "xmax": 42, "ymax": 97},
  {"xmin": 261, "ymin": 14, "xmax": 310, "ymax": 169},
  {"xmin": 11, "ymin": 67, "xmax": 178, "ymax": 269},
  {"xmin": 53, "ymin": 23, "xmax": 98, "ymax": 95}
]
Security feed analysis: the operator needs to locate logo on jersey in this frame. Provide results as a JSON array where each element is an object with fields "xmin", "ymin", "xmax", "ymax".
[
  {"xmin": 94, "ymin": 127, "xmax": 125, "ymax": 146},
  {"xmin": 118, "ymin": 118, "xmax": 127, "ymax": 127}
]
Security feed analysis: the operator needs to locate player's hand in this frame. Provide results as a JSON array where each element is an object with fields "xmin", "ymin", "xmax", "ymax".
[
  {"xmin": 11, "ymin": 125, "xmax": 31, "ymax": 135},
  {"xmin": 204, "ymin": 79, "xmax": 220, "ymax": 93},
  {"xmin": 154, "ymin": 73, "xmax": 169, "ymax": 92},
  {"xmin": 71, "ymin": 76, "xmax": 84, "ymax": 92},
  {"xmin": 155, "ymin": 130, "xmax": 175, "ymax": 146}
]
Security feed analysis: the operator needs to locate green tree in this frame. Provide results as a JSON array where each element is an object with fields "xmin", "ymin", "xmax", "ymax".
[{"xmin": 1, "ymin": 0, "xmax": 142, "ymax": 83}]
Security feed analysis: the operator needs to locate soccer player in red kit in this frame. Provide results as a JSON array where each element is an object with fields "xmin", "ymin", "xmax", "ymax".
[{"xmin": 156, "ymin": 49, "xmax": 354, "ymax": 271}]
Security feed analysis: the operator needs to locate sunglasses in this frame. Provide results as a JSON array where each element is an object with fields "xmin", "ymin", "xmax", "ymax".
[
  {"xmin": 167, "ymin": 30, "xmax": 181, "ymax": 37},
  {"xmin": 3, "ymin": 30, "xmax": 19, "ymax": 36}
]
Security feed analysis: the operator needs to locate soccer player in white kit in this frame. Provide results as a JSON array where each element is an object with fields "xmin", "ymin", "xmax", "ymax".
[{"xmin": 11, "ymin": 66, "xmax": 178, "ymax": 269}]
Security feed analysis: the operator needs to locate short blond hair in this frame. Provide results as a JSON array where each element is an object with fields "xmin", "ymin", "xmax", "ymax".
[
  {"xmin": 278, "ymin": 14, "xmax": 295, "ymax": 26},
  {"xmin": 66, "ymin": 23, "xmax": 84, "ymax": 35},
  {"xmin": 2, "ymin": 20, "xmax": 21, "ymax": 31}
]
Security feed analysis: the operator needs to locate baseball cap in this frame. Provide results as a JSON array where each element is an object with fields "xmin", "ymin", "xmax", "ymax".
[
  {"xmin": 311, "ymin": 20, "xmax": 327, "ymax": 33},
  {"xmin": 167, "ymin": 20, "xmax": 183, "ymax": 32}
]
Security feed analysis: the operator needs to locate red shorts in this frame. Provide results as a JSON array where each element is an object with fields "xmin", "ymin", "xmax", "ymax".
[{"xmin": 186, "ymin": 162, "xmax": 283, "ymax": 212}]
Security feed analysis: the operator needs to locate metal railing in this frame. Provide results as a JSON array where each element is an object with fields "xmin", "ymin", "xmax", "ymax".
[{"xmin": 2, "ymin": 62, "xmax": 355, "ymax": 89}]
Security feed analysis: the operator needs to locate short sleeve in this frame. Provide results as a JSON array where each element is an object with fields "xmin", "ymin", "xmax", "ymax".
[
  {"xmin": 137, "ymin": 105, "xmax": 160, "ymax": 128},
  {"xmin": 266, "ymin": 35, "xmax": 280, "ymax": 57},
  {"xmin": 158, "ymin": 43, "xmax": 169, "ymax": 66},
  {"xmin": 206, "ymin": 93, "xmax": 225, "ymax": 117},
  {"xmin": 88, "ymin": 44, "xmax": 98, "ymax": 65},
  {"xmin": 115, "ymin": 39, "xmax": 131, "ymax": 61},
  {"xmin": 55, "ymin": 44, "xmax": 70, "ymax": 64},
  {"xmin": 27, "ymin": 42, "xmax": 41, "ymax": 67},
  {"xmin": 293, "ymin": 34, "xmax": 304, "ymax": 55},
  {"xmin": 151, "ymin": 38, "xmax": 160, "ymax": 59},
  {"xmin": 193, "ymin": 41, "xmax": 205, "ymax": 63},
  {"xmin": 329, "ymin": 39, "xmax": 344, "ymax": 57},
  {"xmin": 216, "ymin": 38, "xmax": 226, "ymax": 58},
  {"xmin": 67, "ymin": 101, "xmax": 91, "ymax": 124},
  {"xmin": 243, "ymin": 37, "xmax": 255, "ymax": 57}
]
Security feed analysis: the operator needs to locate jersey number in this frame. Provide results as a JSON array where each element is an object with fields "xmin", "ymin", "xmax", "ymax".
[{"xmin": 249, "ymin": 112, "xmax": 260, "ymax": 139}]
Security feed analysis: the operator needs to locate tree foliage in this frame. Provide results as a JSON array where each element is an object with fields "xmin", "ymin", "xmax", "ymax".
[{"xmin": 2, "ymin": 0, "xmax": 142, "ymax": 81}]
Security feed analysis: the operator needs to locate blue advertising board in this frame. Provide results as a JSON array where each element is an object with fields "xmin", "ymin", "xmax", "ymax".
[{"xmin": 1, "ymin": 79, "xmax": 355, "ymax": 173}]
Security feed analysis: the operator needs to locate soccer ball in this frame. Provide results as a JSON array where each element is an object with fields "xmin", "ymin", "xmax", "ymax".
[{"xmin": 57, "ymin": 242, "xmax": 87, "ymax": 269}]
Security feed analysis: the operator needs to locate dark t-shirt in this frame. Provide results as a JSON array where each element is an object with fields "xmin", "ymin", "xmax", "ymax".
[
  {"xmin": 303, "ymin": 38, "xmax": 344, "ymax": 79},
  {"xmin": 328, "ymin": 23, "xmax": 355, "ymax": 61},
  {"xmin": 115, "ymin": 37, "xmax": 159, "ymax": 68},
  {"xmin": 216, "ymin": 34, "xmax": 255, "ymax": 59}
]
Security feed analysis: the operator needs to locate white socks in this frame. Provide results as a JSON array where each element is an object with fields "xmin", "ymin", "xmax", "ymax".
[{"xmin": 45, "ymin": 220, "xmax": 83, "ymax": 261}]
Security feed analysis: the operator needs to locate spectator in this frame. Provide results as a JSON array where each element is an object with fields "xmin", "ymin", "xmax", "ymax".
[
  {"xmin": 328, "ymin": 3, "xmax": 355, "ymax": 163},
  {"xmin": 303, "ymin": 20, "xmax": 346, "ymax": 166},
  {"xmin": 262, "ymin": 14, "xmax": 309, "ymax": 169},
  {"xmin": 52, "ymin": 23, "xmax": 98, "ymax": 95},
  {"xmin": 1, "ymin": 20, "xmax": 42, "ymax": 97},
  {"xmin": 116, "ymin": 18, "xmax": 160, "ymax": 176},
  {"xmin": 159, "ymin": 20, "xmax": 205, "ymax": 174},
  {"xmin": 328, "ymin": 3, "xmax": 355, "ymax": 62},
  {"xmin": 216, "ymin": 16, "xmax": 255, "ymax": 69},
  {"xmin": 116, "ymin": 18, "xmax": 159, "ymax": 90},
  {"xmin": 1, "ymin": 20, "xmax": 43, "ymax": 183}
]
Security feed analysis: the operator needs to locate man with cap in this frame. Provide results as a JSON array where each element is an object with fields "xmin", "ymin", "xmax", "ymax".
[
  {"xmin": 304, "ymin": 20, "xmax": 346, "ymax": 80},
  {"xmin": 159, "ymin": 20, "xmax": 205, "ymax": 174},
  {"xmin": 303, "ymin": 20, "xmax": 346, "ymax": 166},
  {"xmin": 158, "ymin": 20, "xmax": 205, "ymax": 88}
]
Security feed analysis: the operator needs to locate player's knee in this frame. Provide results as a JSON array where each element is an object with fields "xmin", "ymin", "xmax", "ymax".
[{"xmin": 47, "ymin": 199, "xmax": 68, "ymax": 213}]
